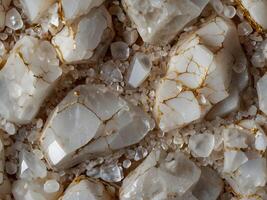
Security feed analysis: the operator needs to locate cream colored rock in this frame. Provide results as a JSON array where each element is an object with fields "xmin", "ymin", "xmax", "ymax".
[
  {"xmin": 257, "ymin": 74, "xmax": 267, "ymax": 115},
  {"xmin": 240, "ymin": 0, "xmax": 267, "ymax": 30},
  {"xmin": 122, "ymin": 0, "xmax": 209, "ymax": 44},
  {"xmin": 61, "ymin": 178, "xmax": 114, "ymax": 200},
  {"xmin": 20, "ymin": 0, "xmax": 56, "ymax": 23},
  {"xmin": 61, "ymin": 0, "xmax": 105, "ymax": 23},
  {"xmin": 52, "ymin": 6, "xmax": 114, "ymax": 64},
  {"xmin": 154, "ymin": 17, "xmax": 246, "ymax": 132},
  {"xmin": 40, "ymin": 85, "xmax": 155, "ymax": 169},
  {"xmin": 223, "ymin": 150, "xmax": 248, "ymax": 173},
  {"xmin": 120, "ymin": 150, "xmax": 201, "ymax": 200},
  {"xmin": 0, "ymin": 36, "xmax": 61, "ymax": 124}
]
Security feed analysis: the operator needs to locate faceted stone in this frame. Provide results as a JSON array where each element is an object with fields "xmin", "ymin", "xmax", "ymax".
[
  {"xmin": 226, "ymin": 158, "xmax": 267, "ymax": 196},
  {"xmin": 52, "ymin": 6, "xmax": 114, "ymax": 64},
  {"xmin": 40, "ymin": 85, "xmax": 155, "ymax": 169},
  {"xmin": 122, "ymin": 0, "xmax": 209, "ymax": 44},
  {"xmin": 61, "ymin": 178, "xmax": 114, "ymax": 200},
  {"xmin": 192, "ymin": 167, "xmax": 223, "ymax": 200},
  {"xmin": 0, "ymin": 36, "xmax": 62, "ymax": 124},
  {"xmin": 19, "ymin": 0, "xmax": 56, "ymax": 23},
  {"xmin": 223, "ymin": 127, "xmax": 248, "ymax": 148},
  {"xmin": 12, "ymin": 174, "xmax": 62, "ymax": 200},
  {"xmin": 257, "ymin": 74, "xmax": 267, "ymax": 115},
  {"xmin": 154, "ymin": 17, "xmax": 247, "ymax": 132},
  {"xmin": 189, "ymin": 133, "xmax": 215, "ymax": 157},
  {"xmin": 100, "ymin": 61, "xmax": 123, "ymax": 84},
  {"xmin": 120, "ymin": 150, "xmax": 201, "ymax": 200},
  {"xmin": 18, "ymin": 149, "xmax": 47, "ymax": 180},
  {"xmin": 127, "ymin": 52, "xmax": 152, "ymax": 88},
  {"xmin": 240, "ymin": 0, "xmax": 267, "ymax": 30},
  {"xmin": 99, "ymin": 163, "xmax": 123, "ymax": 182},
  {"xmin": 61, "ymin": 0, "xmax": 105, "ymax": 23},
  {"xmin": 255, "ymin": 131, "xmax": 267, "ymax": 151},
  {"xmin": 110, "ymin": 41, "xmax": 129, "ymax": 61},
  {"xmin": 223, "ymin": 150, "xmax": 248, "ymax": 173},
  {"xmin": 5, "ymin": 8, "xmax": 23, "ymax": 30}
]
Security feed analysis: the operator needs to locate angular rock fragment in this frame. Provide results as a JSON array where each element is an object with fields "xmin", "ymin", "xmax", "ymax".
[
  {"xmin": 122, "ymin": 0, "xmax": 209, "ymax": 44},
  {"xmin": 189, "ymin": 133, "xmax": 215, "ymax": 157},
  {"xmin": 223, "ymin": 150, "xmax": 248, "ymax": 173},
  {"xmin": 0, "ymin": 36, "xmax": 62, "ymax": 124},
  {"xmin": 60, "ymin": 0, "xmax": 105, "ymax": 23},
  {"xmin": 12, "ymin": 174, "xmax": 62, "ymax": 200},
  {"xmin": 239, "ymin": 0, "xmax": 267, "ymax": 30},
  {"xmin": 154, "ymin": 17, "xmax": 247, "ymax": 132},
  {"xmin": 52, "ymin": 6, "xmax": 114, "ymax": 64},
  {"xmin": 20, "ymin": 0, "xmax": 56, "ymax": 23},
  {"xmin": 127, "ymin": 52, "xmax": 152, "ymax": 88},
  {"xmin": 120, "ymin": 150, "xmax": 201, "ymax": 200},
  {"xmin": 257, "ymin": 74, "xmax": 267, "ymax": 115},
  {"xmin": 223, "ymin": 127, "xmax": 249, "ymax": 149},
  {"xmin": 40, "ymin": 85, "xmax": 155, "ymax": 169},
  {"xmin": 61, "ymin": 178, "xmax": 114, "ymax": 200}
]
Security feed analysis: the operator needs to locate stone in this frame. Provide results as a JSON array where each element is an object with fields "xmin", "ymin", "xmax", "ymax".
[
  {"xmin": 154, "ymin": 17, "xmax": 247, "ymax": 132},
  {"xmin": 257, "ymin": 74, "xmax": 267, "ymax": 115},
  {"xmin": 240, "ymin": 0, "xmax": 267, "ymax": 30},
  {"xmin": 223, "ymin": 127, "xmax": 248, "ymax": 148},
  {"xmin": 18, "ymin": 149, "xmax": 47, "ymax": 180},
  {"xmin": 52, "ymin": 6, "xmax": 114, "ymax": 64},
  {"xmin": 100, "ymin": 61, "xmax": 123, "ymax": 84},
  {"xmin": 61, "ymin": 0, "xmax": 105, "ymax": 23},
  {"xmin": 223, "ymin": 150, "xmax": 248, "ymax": 173},
  {"xmin": 12, "ymin": 174, "xmax": 62, "ymax": 200},
  {"xmin": 188, "ymin": 133, "xmax": 215, "ymax": 157},
  {"xmin": 127, "ymin": 52, "xmax": 152, "ymax": 88},
  {"xmin": 5, "ymin": 8, "xmax": 23, "ymax": 30},
  {"xmin": 110, "ymin": 41, "xmax": 130, "ymax": 61},
  {"xmin": 0, "ymin": 36, "xmax": 62, "ymax": 124},
  {"xmin": 43, "ymin": 180, "xmax": 60, "ymax": 193},
  {"xmin": 225, "ymin": 158, "xmax": 267, "ymax": 196},
  {"xmin": 120, "ymin": 150, "xmax": 201, "ymax": 200},
  {"xmin": 122, "ymin": 0, "xmax": 209, "ymax": 44},
  {"xmin": 99, "ymin": 163, "xmax": 124, "ymax": 182},
  {"xmin": 19, "ymin": 0, "xmax": 56, "ymax": 23},
  {"xmin": 192, "ymin": 167, "xmax": 223, "ymax": 200},
  {"xmin": 255, "ymin": 130, "xmax": 267, "ymax": 151},
  {"xmin": 61, "ymin": 178, "xmax": 114, "ymax": 200},
  {"xmin": 40, "ymin": 85, "xmax": 155, "ymax": 169}
]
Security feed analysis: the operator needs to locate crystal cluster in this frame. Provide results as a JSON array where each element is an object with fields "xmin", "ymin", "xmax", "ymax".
[{"xmin": 0, "ymin": 0, "xmax": 267, "ymax": 199}]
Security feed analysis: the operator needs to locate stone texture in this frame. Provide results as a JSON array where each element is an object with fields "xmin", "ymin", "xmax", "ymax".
[
  {"xmin": 122, "ymin": 0, "xmax": 209, "ymax": 44},
  {"xmin": 257, "ymin": 74, "xmax": 267, "ymax": 115},
  {"xmin": 0, "ymin": 36, "xmax": 61, "ymax": 124},
  {"xmin": 40, "ymin": 85, "xmax": 155, "ymax": 169}
]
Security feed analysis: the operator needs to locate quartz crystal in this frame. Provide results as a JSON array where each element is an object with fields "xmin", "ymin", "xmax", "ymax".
[
  {"xmin": 120, "ymin": 150, "xmax": 201, "ymax": 199},
  {"xmin": 189, "ymin": 133, "xmax": 215, "ymax": 157},
  {"xmin": 61, "ymin": 178, "xmax": 113, "ymax": 200},
  {"xmin": 223, "ymin": 150, "xmax": 248, "ymax": 173},
  {"xmin": 110, "ymin": 41, "xmax": 129, "ymax": 61},
  {"xmin": 257, "ymin": 74, "xmax": 267, "ymax": 115},
  {"xmin": 20, "ymin": 0, "xmax": 56, "ymax": 23},
  {"xmin": 5, "ymin": 8, "xmax": 23, "ymax": 30},
  {"xmin": 0, "ymin": 36, "xmax": 61, "ymax": 124},
  {"xmin": 122, "ymin": 0, "xmax": 209, "ymax": 44},
  {"xmin": 52, "ymin": 6, "xmax": 114, "ymax": 64},
  {"xmin": 127, "ymin": 52, "xmax": 152, "ymax": 88},
  {"xmin": 240, "ymin": 0, "xmax": 267, "ymax": 30},
  {"xmin": 154, "ymin": 17, "xmax": 247, "ymax": 132},
  {"xmin": 40, "ymin": 85, "xmax": 155, "ymax": 169},
  {"xmin": 61, "ymin": 0, "xmax": 105, "ymax": 23}
]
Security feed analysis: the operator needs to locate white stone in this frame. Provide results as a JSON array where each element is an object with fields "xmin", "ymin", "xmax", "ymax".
[
  {"xmin": 12, "ymin": 175, "xmax": 62, "ymax": 200},
  {"xmin": 122, "ymin": 0, "xmax": 209, "ymax": 44},
  {"xmin": 223, "ymin": 150, "xmax": 248, "ymax": 173},
  {"xmin": 120, "ymin": 150, "xmax": 201, "ymax": 200},
  {"xmin": 40, "ymin": 85, "xmax": 155, "ymax": 169},
  {"xmin": 61, "ymin": 0, "xmax": 105, "ymax": 23},
  {"xmin": 5, "ymin": 8, "xmax": 23, "ymax": 30},
  {"xmin": 44, "ymin": 180, "xmax": 60, "ymax": 193},
  {"xmin": 255, "ymin": 130, "xmax": 267, "ymax": 151},
  {"xmin": 52, "ymin": 6, "xmax": 114, "ymax": 64},
  {"xmin": 154, "ymin": 17, "xmax": 246, "ymax": 132},
  {"xmin": 188, "ymin": 133, "xmax": 215, "ymax": 157},
  {"xmin": 257, "ymin": 74, "xmax": 267, "ymax": 115},
  {"xmin": 127, "ymin": 52, "xmax": 152, "ymax": 88},
  {"xmin": 226, "ymin": 158, "xmax": 267, "ymax": 196},
  {"xmin": 100, "ymin": 61, "xmax": 123, "ymax": 84},
  {"xmin": 223, "ymin": 127, "xmax": 248, "ymax": 148},
  {"xmin": 18, "ymin": 149, "xmax": 47, "ymax": 180},
  {"xmin": 20, "ymin": 0, "xmax": 56, "ymax": 23},
  {"xmin": 192, "ymin": 167, "xmax": 223, "ymax": 200},
  {"xmin": 61, "ymin": 178, "xmax": 113, "ymax": 200},
  {"xmin": 0, "ymin": 36, "xmax": 62, "ymax": 124},
  {"xmin": 240, "ymin": 0, "xmax": 267, "ymax": 30}
]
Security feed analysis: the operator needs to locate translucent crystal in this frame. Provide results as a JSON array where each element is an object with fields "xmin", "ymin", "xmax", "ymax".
[
  {"xmin": 52, "ymin": 6, "xmax": 114, "ymax": 64},
  {"xmin": 99, "ymin": 163, "xmax": 123, "ymax": 182},
  {"xmin": 100, "ymin": 61, "xmax": 123, "ymax": 84},
  {"xmin": 40, "ymin": 85, "xmax": 155, "ymax": 169},
  {"xmin": 43, "ymin": 180, "xmax": 60, "ymax": 193},
  {"xmin": 223, "ymin": 150, "xmax": 248, "ymax": 173},
  {"xmin": 238, "ymin": 21, "xmax": 253, "ymax": 36},
  {"xmin": 61, "ymin": 178, "xmax": 113, "ymax": 200},
  {"xmin": 5, "ymin": 8, "xmax": 23, "ymax": 30},
  {"xmin": 223, "ymin": 127, "xmax": 248, "ymax": 148},
  {"xmin": 123, "ymin": 29, "xmax": 139, "ymax": 45},
  {"xmin": 257, "ymin": 74, "xmax": 267, "ymax": 115},
  {"xmin": 255, "ymin": 131, "xmax": 267, "ymax": 151},
  {"xmin": 223, "ymin": 6, "xmax": 236, "ymax": 19},
  {"xmin": 189, "ymin": 133, "xmax": 215, "ymax": 157},
  {"xmin": 110, "ymin": 41, "xmax": 130, "ymax": 61},
  {"xmin": 210, "ymin": 0, "xmax": 224, "ymax": 14},
  {"xmin": 122, "ymin": 0, "xmax": 209, "ymax": 44},
  {"xmin": 0, "ymin": 36, "xmax": 62, "ymax": 124},
  {"xmin": 127, "ymin": 52, "xmax": 152, "ymax": 88}
]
